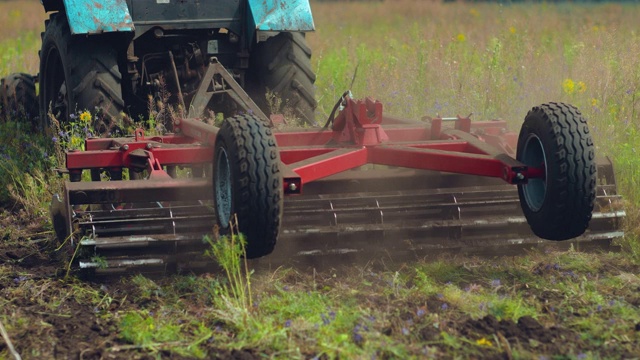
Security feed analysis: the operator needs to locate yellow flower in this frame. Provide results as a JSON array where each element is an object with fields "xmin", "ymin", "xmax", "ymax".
[
  {"xmin": 470, "ymin": 8, "xmax": 479, "ymax": 17},
  {"xmin": 577, "ymin": 81, "xmax": 586, "ymax": 94},
  {"xmin": 79, "ymin": 111, "xmax": 92, "ymax": 125},
  {"xmin": 476, "ymin": 337, "xmax": 493, "ymax": 347},
  {"xmin": 456, "ymin": 33, "xmax": 466, "ymax": 42},
  {"xmin": 509, "ymin": 26, "xmax": 516, "ymax": 34},
  {"xmin": 562, "ymin": 78, "xmax": 575, "ymax": 95},
  {"xmin": 591, "ymin": 98, "xmax": 598, "ymax": 107}
]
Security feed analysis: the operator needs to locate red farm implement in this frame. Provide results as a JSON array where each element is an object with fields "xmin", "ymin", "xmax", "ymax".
[{"xmin": 51, "ymin": 63, "xmax": 625, "ymax": 275}]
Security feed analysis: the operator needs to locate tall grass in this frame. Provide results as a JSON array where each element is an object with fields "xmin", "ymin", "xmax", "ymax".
[
  {"xmin": 308, "ymin": 1, "xmax": 640, "ymax": 243},
  {"xmin": 0, "ymin": 0, "xmax": 45, "ymax": 76}
]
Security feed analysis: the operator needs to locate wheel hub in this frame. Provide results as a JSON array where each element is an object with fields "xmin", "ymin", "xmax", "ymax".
[
  {"xmin": 521, "ymin": 133, "xmax": 547, "ymax": 212},
  {"xmin": 215, "ymin": 148, "xmax": 232, "ymax": 227}
]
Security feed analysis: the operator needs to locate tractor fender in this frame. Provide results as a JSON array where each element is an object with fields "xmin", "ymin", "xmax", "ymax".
[
  {"xmin": 247, "ymin": 0, "xmax": 314, "ymax": 35},
  {"xmin": 41, "ymin": 0, "xmax": 134, "ymax": 35}
]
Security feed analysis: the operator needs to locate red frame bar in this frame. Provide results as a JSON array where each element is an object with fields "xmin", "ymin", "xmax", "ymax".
[{"xmin": 64, "ymin": 96, "xmax": 540, "ymax": 195}]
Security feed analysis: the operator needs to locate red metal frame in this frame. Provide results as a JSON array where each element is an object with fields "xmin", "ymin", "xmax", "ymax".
[{"xmin": 65, "ymin": 96, "xmax": 544, "ymax": 195}]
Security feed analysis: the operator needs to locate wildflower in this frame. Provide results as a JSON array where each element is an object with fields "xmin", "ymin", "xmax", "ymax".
[
  {"xmin": 352, "ymin": 331, "xmax": 363, "ymax": 344},
  {"xmin": 321, "ymin": 313, "xmax": 331, "ymax": 325},
  {"xmin": 491, "ymin": 279, "xmax": 501, "ymax": 288},
  {"xmin": 13, "ymin": 276, "xmax": 28, "ymax": 283},
  {"xmin": 416, "ymin": 307, "xmax": 426, "ymax": 317},
  {"xmin": 284, "ymin": 320, "xmax": 292, "ymax": 328},
  {"xmin": 80, "ymin": 111, "xmax": 92, "ymax": 124},
  {"xmin": 352, "ymin": 324, "xmax": 364, "ymax": 345},
  {"xmin": 441, "ymin": 303, "xmax": 449, "ymax": 311},
  {"xmin": 401, "ymin": 327, "xmax": 410, "ymax": 336},
  {"xmin": 509, "ymin": 26, "xmax": 516, "ymax": 34},
  {"xmin": 51, "ymin": 136, "xmax": 58, "ymax": 143},
  {"xmin": 456, "ymin": 33, "xmax": 466, "ymax": 42},
  {"xmin": 476, "ymin": 337, "xmax": 493, "ymax": 347},
  {"xmin": 469, "ymin": 8, "xmax": 479, "ymax": 17},
  {"xmin": 577, "ymin": 81, "xmax": 587, "ymax": 94},
  {"xmin": 562, "ymin": 79, "xmax": 575, "ymax": 95},
  {"xmin": 597, "ymin": 305, "xmax": 602, "ymax": 312}
]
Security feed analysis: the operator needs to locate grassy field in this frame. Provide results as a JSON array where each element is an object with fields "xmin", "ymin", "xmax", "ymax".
[{"xmin": 1, "ymin": 0, "xmax": 640, "ymax": 359}]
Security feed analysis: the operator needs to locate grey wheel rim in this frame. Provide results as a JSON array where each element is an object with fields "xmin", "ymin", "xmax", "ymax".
[
  {"xmin": 215, "ymin": 148, "xmax": 232, "ymax": 227},
  {"xmin": 521, "ymin": 134, "xmax": 547, "ymax": 212}
]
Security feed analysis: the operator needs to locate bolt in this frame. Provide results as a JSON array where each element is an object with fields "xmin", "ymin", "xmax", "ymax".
[
  {"xmin": 146, "ymin": 143, "xmax": 153, "ymax": 150},
  {"xmin": 516, "ymin": 173, "xmax": 525, "ymax": 180},
  {"xmin": 175, "ymin": 127, "xmax": 181, "ymax": 134},
  {"xmin": 121, "ymin": 144, "xmax": 129, "ymax": 151},
  {"xmin": 174, "ymin": 119, "xmax": 181, "ymax": 125},
  {"xmin": 288, "ymin": 183, "xmax": 297, "ymax": 192}
]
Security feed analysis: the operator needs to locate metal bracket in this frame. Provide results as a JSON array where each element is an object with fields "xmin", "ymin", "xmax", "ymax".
[{"xmin": 188, "ymin": 58, "xmax": 269, "ymax": 122}]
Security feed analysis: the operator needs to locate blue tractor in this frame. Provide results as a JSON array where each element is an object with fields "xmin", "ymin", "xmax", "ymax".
[{"xmin": 13, "ymin": 0, "xmax": 316, "ymax": 132}]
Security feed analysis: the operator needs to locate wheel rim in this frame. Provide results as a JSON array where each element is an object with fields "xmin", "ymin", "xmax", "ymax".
[
  {"xmin": 521, "ymin": 134, "xmax": 547, "ymax": 212},
  {"xmin": 215, "ymin": 148, "xmax": 232, "ymax": 228},
  {"xmin": 42, "ymin": 46, "xmax": 68, "ymax": 123}
]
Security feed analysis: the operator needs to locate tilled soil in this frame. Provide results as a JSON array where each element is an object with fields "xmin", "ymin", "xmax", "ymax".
[{"xmin": 1, "ymin": 209, "xmax": 639, "ymax": 359}]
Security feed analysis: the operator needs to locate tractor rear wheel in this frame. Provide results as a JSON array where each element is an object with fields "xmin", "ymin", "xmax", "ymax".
[
  {"xmin": 0, "ymin": 73, "xmax": 38, "ymax": 128},
  {"xmin": 213, "ymin": 114, "xmax": 283, "ymax": 258},
  {"xmin": 246, "ymin": 32, "xmax": 317, "ymax": 125},
  {"xmin": 517, "ymin": 102, "xmax": 596, "ymax": 240},
  {"xmin": 39, "ymin": 13, "xmax": 124, "ymax": 135}
]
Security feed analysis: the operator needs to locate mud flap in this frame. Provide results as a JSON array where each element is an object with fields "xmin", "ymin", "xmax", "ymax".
[
  {"xmin": 247, "ymin": 0, "xmax": 314, "ymax": 43},
  {"xmin": 61, "ymin": 0, "xmax": 134, "ymax": 35}
]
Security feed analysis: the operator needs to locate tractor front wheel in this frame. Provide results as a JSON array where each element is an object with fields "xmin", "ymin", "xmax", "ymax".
[
  {"xmin": 213, "ymin": 114, "xmax": 283, "ymax": 258},
  {"xmin": 517, "ymin": 102, "xmax": 596, "ymax": 240}
]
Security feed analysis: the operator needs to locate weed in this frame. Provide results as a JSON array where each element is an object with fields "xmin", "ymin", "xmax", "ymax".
[{"xmin": 204, "ymin": 218, "xmax": 252, "ymax": 312}]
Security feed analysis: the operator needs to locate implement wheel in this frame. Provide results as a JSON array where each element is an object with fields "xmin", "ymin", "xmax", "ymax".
[
  {"xmin": 213, "ymin": 114, "xmax": 283, "ymax": 258},
  {"xmin": 39, "ymin": 13, "xmax": 124, "ymax": 134},
  {"xmin": 517, "ymin": 102, "xmax": 596, "ymax": 240}
]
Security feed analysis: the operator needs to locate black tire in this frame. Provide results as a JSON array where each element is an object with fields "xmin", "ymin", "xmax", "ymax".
[
  {"xmin": 517, "ymin": 102, "xmax": 596, "ymax": 240},
  {"xmin": 213, "ymin": 114, "xmax": 283, "ymax": 258},
  {"xmin": 0, "ymin": 73, "xmax": 38, "ymax": 128},
  {"xmin": 39, "ymin": 13, "xmax": 124, "ymax": 135},
  {"xmin": 246, "ymin": 32, "xmax": 317, "ymax": 125}
]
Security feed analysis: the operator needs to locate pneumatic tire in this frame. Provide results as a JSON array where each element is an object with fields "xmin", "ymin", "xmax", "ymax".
[
  {"xmin": 0, "ymin": 73, "xmax": 38, "ymax": 128},
  {"xmin": 213, "ymin": 114, "xmax": 283, "ymax": 258},
  {"xmin": 517, "ymin": 102, "xmax": 596, "ymax": 240},
  {"xmin": 39, "ymin": 13, "xmax": 124, "ymax": 135},
  {"xmin": 246, "ymin": 32, "xmax": 317, "ymax": 125}
]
